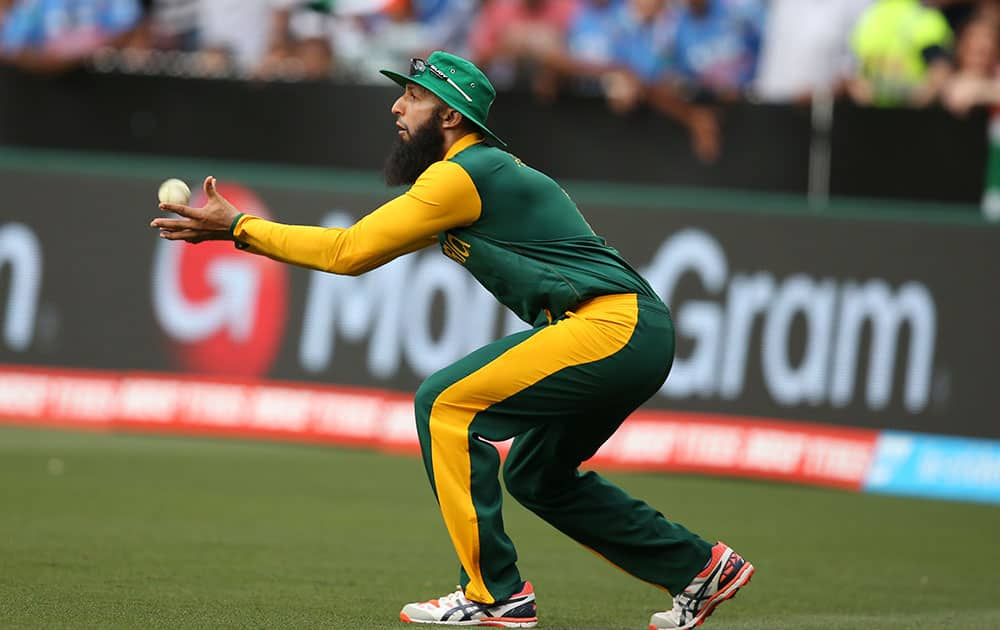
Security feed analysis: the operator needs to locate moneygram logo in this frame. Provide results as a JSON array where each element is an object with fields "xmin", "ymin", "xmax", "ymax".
[
  {"xmin": 151, "ymin": 182, "xmax": 288, "ymax": 377},
  {"xmin": 645, "ymin": 230, "xmax": 937, "ymax": 413}
]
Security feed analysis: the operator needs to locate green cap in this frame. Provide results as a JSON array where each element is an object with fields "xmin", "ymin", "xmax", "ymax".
[{"xmin": 380, "ymin": 51, "xmax": 506, "ymax": 147}]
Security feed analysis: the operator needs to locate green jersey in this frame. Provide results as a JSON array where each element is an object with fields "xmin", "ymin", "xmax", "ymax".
[{"xmin": 441, "ymin": 143, "xmax": 660, "ymax": 326}]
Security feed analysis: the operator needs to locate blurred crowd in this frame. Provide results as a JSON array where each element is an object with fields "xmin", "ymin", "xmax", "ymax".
[{"xmin": 2, "ymin": 0, "xmax": 1000, "ymax": 160}]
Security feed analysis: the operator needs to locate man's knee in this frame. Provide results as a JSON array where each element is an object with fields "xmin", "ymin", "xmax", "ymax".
[
  {"xmin": 502, "ymin": 452, "xmax": 544, "ymax": 506},
  {"xmin": 414, "ymin": 379, "xmax": 442, "ymax": 435},
  {"xmin": 414, "ymin": 369, "xmax": 460, "ymax": 435},
  {"xmin": 504, "ymin": 443, "xmax": 580, "ymax": 509}
]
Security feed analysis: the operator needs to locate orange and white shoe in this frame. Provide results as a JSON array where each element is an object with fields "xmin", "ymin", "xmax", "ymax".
[
  {"xmin": 649, "ymin": 542, "xmax": 754, "ymax": 629},
  {"xmin": 400, "ymin": 581, "xmax": 537, "ymax": 627}
]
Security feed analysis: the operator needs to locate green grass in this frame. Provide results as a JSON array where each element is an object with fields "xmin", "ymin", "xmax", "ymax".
[{"xmin": 1, "ymin": 426, "xmax": 999, "ymax": 629}]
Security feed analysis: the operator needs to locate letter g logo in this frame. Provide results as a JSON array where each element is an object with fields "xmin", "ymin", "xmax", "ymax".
[{"xmin": 151, "ymin": 183, "xmax": 289, "ymax": 377}]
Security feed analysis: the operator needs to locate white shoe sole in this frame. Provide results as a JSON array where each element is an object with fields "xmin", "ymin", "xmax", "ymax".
[{"xmin": 400, "ymin": 612, "xmax": 537, "ymax": 628}]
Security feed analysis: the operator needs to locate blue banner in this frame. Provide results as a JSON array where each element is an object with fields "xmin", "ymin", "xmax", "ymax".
[{"xmin": 865, "ymin": 432, "xmax": 1000, "ymax": 504}]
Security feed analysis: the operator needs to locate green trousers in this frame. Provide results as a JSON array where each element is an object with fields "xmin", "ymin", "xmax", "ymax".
[{"xmin": 413, "ymin": 293, "xmax": 712, "ymax": 604}]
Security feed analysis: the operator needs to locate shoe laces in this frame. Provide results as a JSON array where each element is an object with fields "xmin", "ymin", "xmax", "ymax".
[
  {"xmin": 670, "ymin": 577, "xmax": 711, "ymax": 621},
  {"xmin": 671, "ymin": 591, "xmax": 695, "ymax": 616},
  {"xmin": 436, "ymin": 587, "xmax": 471, "ymax": 609}
]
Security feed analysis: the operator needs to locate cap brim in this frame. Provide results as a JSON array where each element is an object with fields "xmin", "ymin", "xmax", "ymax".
[
  {"xmin": 379, "ymin": 69, "xmax": 507, "ymax": 148},
  {"xmin": 380, "ymin": 69, "xmax": 411, "ymax": 90}
]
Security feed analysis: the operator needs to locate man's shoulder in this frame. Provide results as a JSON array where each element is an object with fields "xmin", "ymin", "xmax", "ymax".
[{"xmin": 448, "ymin": 142, "xmax": 511, "ymax": 172}]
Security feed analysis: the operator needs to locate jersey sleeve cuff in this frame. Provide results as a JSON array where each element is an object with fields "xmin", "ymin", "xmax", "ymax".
[
  {"xmin": 229, "ymin": 212, "xmax": 246, "ymax": 236},
  {"xmin": 231, "ymin": 213, "xmax": 253, "ymax": 250}
]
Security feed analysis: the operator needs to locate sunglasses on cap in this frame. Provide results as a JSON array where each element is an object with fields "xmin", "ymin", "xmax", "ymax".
[{"xmin": 409, "ymin": 58, "xmax": 473, "ymax": 103}]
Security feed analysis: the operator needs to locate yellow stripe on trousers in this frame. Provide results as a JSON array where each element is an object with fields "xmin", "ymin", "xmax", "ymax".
[{"xmin": 428, "ymin": 293, "xmax": 640, "ymax": 604}]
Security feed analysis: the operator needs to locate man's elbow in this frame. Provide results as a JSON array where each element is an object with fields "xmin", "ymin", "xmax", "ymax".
[
  {"xmin": 338, "ymin": 265, "xmax": 367, "ymax": 277},
  {"xmin": 326, "ymin": 253, "xmax": 370, "ymax": 276}
]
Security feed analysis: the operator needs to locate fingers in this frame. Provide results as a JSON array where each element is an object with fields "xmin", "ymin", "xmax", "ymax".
[
  {"xmin": 150, "ymin": 217, "xmax": 195, "ymax": 230},
  {"xmin": 155, "ymin": 176, "xmax": 231, "ymax": 238},
  {"xmin": 158, "ymin": 229, "xmax": 206, "ymax": 241},
  {"xmin": 207, "ymin": 176, "xmax": 234, "ymax": 208},
  {"xmin": 159, "ymin": 201, "xmax": 201, "ymax": 218}
]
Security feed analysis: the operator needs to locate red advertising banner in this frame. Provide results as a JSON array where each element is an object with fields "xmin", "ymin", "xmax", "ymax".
[
  {"xmin": 593, "ymin": 412, "xmax": 877, "ymax": 490},
  {"xmin": 0, "ymin": 365, "xmax": 877, "ymax": 491}
]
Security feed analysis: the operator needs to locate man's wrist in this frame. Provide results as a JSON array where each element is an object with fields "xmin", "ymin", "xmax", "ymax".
[{"xmin": 228, "ymin": 212, "xmax": 245, "ymax": 237}]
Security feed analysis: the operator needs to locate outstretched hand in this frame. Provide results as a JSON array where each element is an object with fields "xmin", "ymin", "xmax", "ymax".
[{"xmin": 150, "ymin": 176, "xmax": 241, "ymax": 243}]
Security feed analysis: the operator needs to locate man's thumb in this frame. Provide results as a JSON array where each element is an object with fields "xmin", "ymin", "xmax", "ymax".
[{"xmin": 203, "ymin": 176, "xmax": 217, "ymax": 198}]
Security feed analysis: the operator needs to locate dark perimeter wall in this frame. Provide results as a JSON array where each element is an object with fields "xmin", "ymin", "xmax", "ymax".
[{"xmin": 0, "ymin": 67, "xmax": 988, "ymax": 204}]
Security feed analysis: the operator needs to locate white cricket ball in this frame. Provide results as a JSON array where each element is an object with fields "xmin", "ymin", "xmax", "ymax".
[{"xmin": 158, "ymin": 178, "xmax": 191, "ymax": 205}]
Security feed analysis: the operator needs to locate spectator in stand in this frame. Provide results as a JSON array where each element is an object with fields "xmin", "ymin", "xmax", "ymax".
[
  {"xmin": 467, "ymin": 0, "xmax": 578, "ymax": 91},
  {"xmin": 630, "ymin": 0, "xmax": 764, "ymax": 161},
  {"xmin": 197, "ymin": 0, "xmax": 352, "ymax": 80},
  {"xmin": 755, "ymin": 0, "xmax": 872, "ymax": 103},
  {"xmin": 942, "ymin": 14, "xmax": 1000, "ymax": 113},
  {"xmin": 146, "ymin": 0, "xmax": 198, "ymax": 51},
  {"xmin": 196, "ymin": 0, "xmax": 272, "ymax": 76},
  {"xmin": 663, "ymin": 0, "xmax": 765, "ymax": 103},
  {"xmin": 0, "ymin": 0, "xmax": 146, "ymax": 72},
  {"xmin": 380, "ymin": 0, "xmax": 476, "ymax": 57},
  {"xmin": 603, "ymin": 0, "xmax": 675, "ymax": 111},
  {"xmin": 331, "ymin": 0, "xmax": 476, "ymax": 82},
  {"xmin": 537, "ymin": 0, "xmax": 621, "ymax": 101},
  {"xmin": 554, "ymin": 0, "xmax": 625, "ymax": 86},
  {"xmin": 543, "ymin": 0, "xmax": 672, "ymax": 109},
  {"xmin": 255, "ymin": 0, "xmax": 336, "ymax": 80},
  {"xmin": 540, "ymin": 0, "xmax": 719, "ymax": 162},
  {"xmin": 630, "ymin": 0, "xmax": 728, "ymax": 162},
  {"xmin": 849, "ymin": 0, "xmax": 954, "ymax": 107}
]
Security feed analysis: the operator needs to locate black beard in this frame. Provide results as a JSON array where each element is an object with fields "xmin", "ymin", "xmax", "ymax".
[{"xmin": 384, "ymin": 115, "xmax": 446, "ymax": 186}]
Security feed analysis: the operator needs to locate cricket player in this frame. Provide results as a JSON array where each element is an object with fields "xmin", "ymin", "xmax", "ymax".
[{"xmin": 151, "ymin": 51, "xmax": 754, "ymax": 629}]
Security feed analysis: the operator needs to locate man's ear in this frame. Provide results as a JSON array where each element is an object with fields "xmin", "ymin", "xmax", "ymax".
[{"xmin": 440, "ymin": 107, "xmax": 465, "ymax": 130}]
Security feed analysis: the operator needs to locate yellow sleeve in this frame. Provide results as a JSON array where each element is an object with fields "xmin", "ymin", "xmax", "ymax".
[{"xmin": 232, "ymin": 160, "xmax": 481, "ymax": 275}]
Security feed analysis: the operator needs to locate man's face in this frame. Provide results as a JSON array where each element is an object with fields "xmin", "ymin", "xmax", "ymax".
[
  {"xmin": 385, "ymin": 83, "xmax": 447, "ymax": 186},
  {"xmin": 391, "ymin": 83, "xmax": 445, "ymax": 143}
]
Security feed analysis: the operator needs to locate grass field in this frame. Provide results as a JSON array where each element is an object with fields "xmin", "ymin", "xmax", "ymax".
[{"xmin": 2, "ymin": 425, "xmax": 999, "ymax": 629}]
